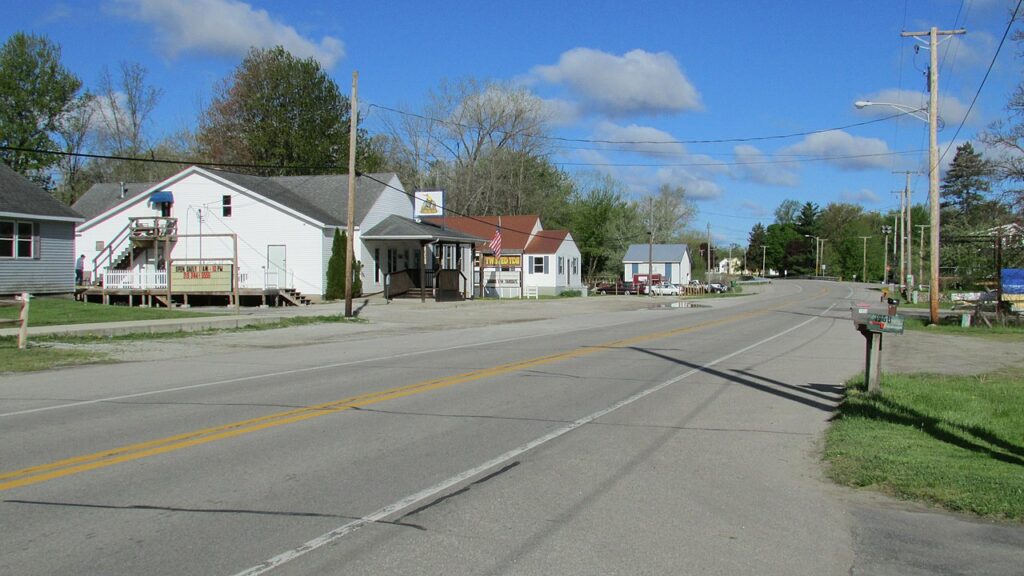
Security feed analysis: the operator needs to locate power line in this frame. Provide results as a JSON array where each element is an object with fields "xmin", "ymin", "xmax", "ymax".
[
  {"xmin": 940, "ymin": 0, "xmax": 1022, "ymax": 164},
  {"xmin": 552, "ymin": 148, "xmax": 925, "ymax": 168},
  {"xmin": 367, "ymin": 102, "xmax": 917, "ymax": 146}
]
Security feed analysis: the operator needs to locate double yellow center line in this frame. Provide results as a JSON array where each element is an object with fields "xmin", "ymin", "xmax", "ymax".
[{"xmin": 1, "ymin": 291, "xmax": 825, "ymax": 492}]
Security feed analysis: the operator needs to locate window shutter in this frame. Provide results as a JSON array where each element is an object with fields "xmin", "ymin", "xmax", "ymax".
[
  {"xmin": 543, "ymin": 256, "xmax": 549, "ymax": 274},
  {"xmin": 527, "ymin": 256, "xmax": 533, "ymax": 274},
  {"xmin": 33, "ymin": 222, "xmax": 41, "ymax": 259}
]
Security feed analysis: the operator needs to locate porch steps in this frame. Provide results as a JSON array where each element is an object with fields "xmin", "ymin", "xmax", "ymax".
[{"xmin": 280, "ymin": 288, "xmax": 313, "ymax": 306}]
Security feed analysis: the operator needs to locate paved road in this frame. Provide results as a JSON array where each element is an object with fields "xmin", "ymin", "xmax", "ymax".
[{"xmin": 1, "ymin": 281, "xmax": 1020, "ymax": 575}]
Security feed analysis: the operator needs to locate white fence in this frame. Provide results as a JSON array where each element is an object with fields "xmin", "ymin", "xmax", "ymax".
[{"xmin": 101, "ymin": 268, "xmax": 291, "ymax": 290}]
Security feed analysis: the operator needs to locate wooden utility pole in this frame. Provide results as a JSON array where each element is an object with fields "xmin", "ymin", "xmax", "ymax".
[
  {"xmin": 344, "ymin": 71, "xmax": 358, "ymax": 317},
  {"xmin": 858, "ymin": 236, "xmax": 872, "ymax": 282},
  {"xmin": 916, "ymin": 224, "xmax": 928, "ymax": 291},
  {"xmin": 902, "ymin": 26, "xmax": 965, "ymax": 323}
]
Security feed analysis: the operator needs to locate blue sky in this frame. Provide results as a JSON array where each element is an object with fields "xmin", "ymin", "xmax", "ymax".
[{"xmin": 4, "ymin": 0, "xmax": 1021, "ymax": 245}]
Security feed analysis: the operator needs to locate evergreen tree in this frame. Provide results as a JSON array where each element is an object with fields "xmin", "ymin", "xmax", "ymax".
[
  {"xmin": 940, "ymin": 142, "xmax": 991, "ymax": 229},
  {"xmin": 745, "ymin": 223, "xmax": 767, "ymax": 273},
  {"xmin": 325, "ymin": 229, "xmax": 346, "ymax": 300}
]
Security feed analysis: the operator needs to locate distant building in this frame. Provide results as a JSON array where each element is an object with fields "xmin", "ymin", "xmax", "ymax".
[
  {"xmin": 622, "ymin": 244, "xmax": 692, "ymax": 285},
  {"xmin": 424, "ymin": 215, "xmax": 583, "ymax": 297},
  {"xmin": 0, "ymin": 163, "xmax": 84, "ymax": 295}
]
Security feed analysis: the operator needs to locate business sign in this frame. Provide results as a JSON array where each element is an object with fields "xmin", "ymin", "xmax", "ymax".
[
  {"xmin": 172, "ymin": 264, "xmax": 233, "ymax": 292},
  {"xmin": 414, "ymin": 190, "xmax": 444, "ymax": 218},
  {"xmin": 483, "ymin": 255, "xmax": 521, "ymax": 268}
]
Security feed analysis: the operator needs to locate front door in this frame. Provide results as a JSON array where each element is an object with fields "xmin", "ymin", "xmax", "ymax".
[{"xmin": 267, "ymin": 245, "xmax": 286, "ymax": 288}]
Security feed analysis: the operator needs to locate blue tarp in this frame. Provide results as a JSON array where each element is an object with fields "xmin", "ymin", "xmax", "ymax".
[
  {"xmin": 149, "ymin": 191, "xmax": 174, "ymax": 204},
  {"xmin": 1002, "ymin": 268, "xmax": 1024, "ymax": 295}
]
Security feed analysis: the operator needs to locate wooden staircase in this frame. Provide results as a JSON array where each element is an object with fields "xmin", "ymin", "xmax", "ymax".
[{"xmin": 279, "ymin": 288, "xmax": 313, "ymax": 306}]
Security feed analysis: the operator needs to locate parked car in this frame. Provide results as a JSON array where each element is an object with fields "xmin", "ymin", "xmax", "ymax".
[
  {"xmin": 594, "ymin": 280, "xmax": 634, "ymax": 295},
  {"xmin": 650, "ymin": 282, "xmax": 680, "ymax": 296},
  {"xmin": 708, "ymin": 282, "xmax": 728, "ymax": 293}
]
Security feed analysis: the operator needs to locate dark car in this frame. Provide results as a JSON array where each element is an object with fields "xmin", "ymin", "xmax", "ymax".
[{"xmin": 594, "ymin": 280, "xmax": 635, "ymax": 295}]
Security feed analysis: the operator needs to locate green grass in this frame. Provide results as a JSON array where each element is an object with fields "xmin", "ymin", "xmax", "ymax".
[
  {"xmin": 0, "ymin": 338, "xmax": 111, "ymax": 372},
  {"xmin": 0, "ymin": 296, "xmax": 214, "ymax": 327},
  {"xmin": 825, "ymin": 368, "xmax": 1024, "ymax": 521},
  {"xmin": 903, "ymin": 317, "xmax": 1024, "ymax": 342},
  {"xmin": 0, "ymin": 314, "xmax": 366, "ymax": 373}
]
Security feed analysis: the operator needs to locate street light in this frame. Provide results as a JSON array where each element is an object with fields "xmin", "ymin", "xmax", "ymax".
[{"xmin": 855, "ymin": 98, "xmax": 942, "ymax": 324}]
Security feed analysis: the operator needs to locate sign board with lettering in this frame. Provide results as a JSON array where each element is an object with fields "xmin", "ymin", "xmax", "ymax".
[
  {"xmin": 414, "ymin": 190, "xmax": 444, "ymax": 218},
  {"xmin": 172, "ymin": 264, "xmax": 233, "ymax": 292},
  {"xmin": 483, "ymin": 255, "xmax": 521, "ymax": 268}
]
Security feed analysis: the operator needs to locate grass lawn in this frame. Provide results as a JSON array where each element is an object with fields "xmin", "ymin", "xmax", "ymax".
[
  {"xmin": 903, "ymin": 317, "xmax": 1024, "ymax": 342},
  {"xmin": 825, "ymin": 368, "xmax": 1024, "ymax": 521},
  {"xmin": 0, "ymin": 338, "xmax": 111, "ymax": 372},
  {"xmin": 0, "ymin": 296, "xmax": 214, "ymax": 327}
]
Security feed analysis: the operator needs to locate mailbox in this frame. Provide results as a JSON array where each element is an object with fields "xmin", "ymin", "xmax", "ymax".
[
  {"xmin": 852, "ymin": 299, "xmax": 904, "ymax": 335},
  {"xmin": 851, "ymin": 299, "xmax": 904, "ymax": 395}
]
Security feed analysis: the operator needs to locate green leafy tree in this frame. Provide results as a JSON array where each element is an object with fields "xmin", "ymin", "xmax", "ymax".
[
  {"xmin": 568, "ymin": 174, "xmax": 641, "ymax": 280},
  {"xmin": 0, "ymin": 32, "xmax": 82, "ymax": 184},
  {"xmin": 198, "ymin": 46, "xmax": 380, "ymax": 176}
]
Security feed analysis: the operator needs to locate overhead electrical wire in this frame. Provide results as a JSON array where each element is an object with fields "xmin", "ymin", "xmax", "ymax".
[
  {"xmin": 938, "ymin": 0, "xmax": 1022, "ymax": 165},
  {"xmin": 366, "ymin": 102, "xmax": 917, "ymax": 146}
]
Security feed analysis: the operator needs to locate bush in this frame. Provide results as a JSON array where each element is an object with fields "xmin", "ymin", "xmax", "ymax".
[{"xmin": 559, "ymin": 290, "xmax": 581, "ymax": 298}]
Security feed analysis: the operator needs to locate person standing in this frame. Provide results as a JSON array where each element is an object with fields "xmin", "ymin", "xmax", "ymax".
[{"xmin": 75, "ymin": 254, "xmax": 85, "ymax": 285}]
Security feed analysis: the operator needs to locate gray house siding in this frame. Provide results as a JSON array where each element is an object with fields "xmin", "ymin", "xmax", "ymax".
[{"xmin": 0, "ymin": 220, "xmax": 77, "ymax": 295}]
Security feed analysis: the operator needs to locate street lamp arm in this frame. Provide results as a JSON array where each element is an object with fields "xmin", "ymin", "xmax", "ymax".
[{"xmin": 854, "ymin": 100, "xmax": 943, "ymax": 129}]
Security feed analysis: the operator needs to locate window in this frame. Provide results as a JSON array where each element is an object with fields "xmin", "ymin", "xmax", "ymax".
[
  {"xmin": 558, "ymin": 256, "xmax": 564, "ymax": 274},
  {"xmin": 222, "ymin": 195, "xmax": 232, "ymax": 217},
  {"xmin": 532, "ymin": 256, "xmax": 544, "ymax": 274},
  {"xmin": 0, "ymin": 220, "xmax": 34, "ymax": 259}
]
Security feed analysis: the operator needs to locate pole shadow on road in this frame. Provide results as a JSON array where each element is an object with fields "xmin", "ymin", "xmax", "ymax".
[{"xmin": 627, "ymin": 346, "xmax": 839, "ymax": 413}]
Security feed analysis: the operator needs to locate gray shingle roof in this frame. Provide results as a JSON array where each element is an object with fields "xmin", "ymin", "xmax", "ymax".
[
  {"xmin": 363, "ymin": 215, "xmax": 484, "ymax": 243},
  {"xmin": 0, "ymin": 163, "xmax": 84, "ymax": 221},
  {"xmin": 72, "ymin": 181, "xmax": 157, "ymax": 220},
  {"xmin": 623, "ymin": 243, "xmax": 690, "ymax": 263},
  {"xmin": 72, "ymin": 167, "xmax": 403, "ymax": 226}
]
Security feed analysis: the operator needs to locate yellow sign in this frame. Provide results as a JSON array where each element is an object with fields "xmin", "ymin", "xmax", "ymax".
[
  {"xmin": 483, "ymin": 255, "xmax": 521, "ymax": 268},
  {"xmin": 172, "ymin": 264, "xmax": 233, "ymax": 292}
]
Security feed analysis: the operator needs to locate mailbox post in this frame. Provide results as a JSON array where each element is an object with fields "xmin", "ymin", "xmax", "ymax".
[{"xmin": 851, "ymin": 298, "xmax": 904, "ymax": 395}]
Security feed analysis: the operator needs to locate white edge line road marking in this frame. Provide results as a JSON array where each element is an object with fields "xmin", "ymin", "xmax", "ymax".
[
  {"xmin": 230, "ymin": 301, "xmax": 839, "ymax": 576},
  {"xmin": 1, "ymin": 315, "xmax": 654, "ymax": 419}
]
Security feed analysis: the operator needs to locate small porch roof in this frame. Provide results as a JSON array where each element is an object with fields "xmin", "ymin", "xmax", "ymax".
[{"xmin": 361, "ymin": 215, "xmax": 484, "ymax": 243}]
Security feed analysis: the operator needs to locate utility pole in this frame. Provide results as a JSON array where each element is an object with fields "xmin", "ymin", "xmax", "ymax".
[
  {"xmin": 903, "ymin": 26, "xmax": 965, "ymax": 324},
  {"xmin": 647, "ymin": 197, "xmax": 654, "ymax": 297},
  {"xmin": 882, "ymin": 225, "xmax": 893, "ymax": 286},
  {"xmin": 859, "ymin": 236, "xmax": 872, "ymax": 282},
  {"xmin": 892, "ymin": 171, "xmax": 918, "ymax": 293},
  {"xmin": 344, "ymin": 71, "xmax": 358, "ymax": 317},
  {"xmin": 706, "ymin": 222, "xmax": 712, "ymax": 280},
  {"xmin": 916, "ymin": 224, "xmax": 929, "ymax": 291},
  {"xmin": 761, "ymin": 245, "xmax": 767, "ymax": 277}
]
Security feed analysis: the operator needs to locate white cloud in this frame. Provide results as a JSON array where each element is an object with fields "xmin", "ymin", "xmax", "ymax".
[
  {"xmin": 111, "ymin": 0, "xmax": 344, "ymax": 68},
  {"xmin": 840, "ymin": 188, "xmax": 881, "ymax": 204},
  {"xmin": 592, "ymin": 122, "xmax": 688, "ymax": 157},
  {"xmin": 539, "ymin": 98, "xmax": 581, "ymax": 127},
  {"xmin": 731, "ymin": 145, "xmax": 799, "ymax": 187},
  {"xmin": 532, "ymin": 48, "xmax": 701, "ymax": 116},
  {"xmin": 739, "ymin": 200, "xmax": 769, "ymax": 217},
  {"xmin": 780, "ymin": 130, "xmax": 892, "ymax": 170},
  {"xmin": 855, "ymin": 88, "xmax": 978, "ymax": 128}
]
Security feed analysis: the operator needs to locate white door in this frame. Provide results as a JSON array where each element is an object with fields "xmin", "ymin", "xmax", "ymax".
[{"xmin": 267, "ymin": 245, "xmax": 286, "ymax": 288}]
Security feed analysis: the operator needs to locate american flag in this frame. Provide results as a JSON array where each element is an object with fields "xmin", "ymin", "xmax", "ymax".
[{"xmin": 489, "ymin": 226, "xmax": 502, "ymax": 258}]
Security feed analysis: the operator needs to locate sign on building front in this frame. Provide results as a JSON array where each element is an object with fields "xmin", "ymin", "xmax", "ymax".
[
  {"xmin": 483, "ymin": 255, "xmax": 521, "ymax": 268},
  {"xmin": 414, "ymin": 190, "xmax": 444, "ymax": 218},
  {"xmin": 172, "ymin": 264, "xmax": 233, "ymax": 292}
]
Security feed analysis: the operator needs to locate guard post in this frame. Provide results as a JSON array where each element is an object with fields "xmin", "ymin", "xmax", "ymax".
[{"xmin": 851, "ymin": 298, "xmax": 904, "ymax": 395}]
